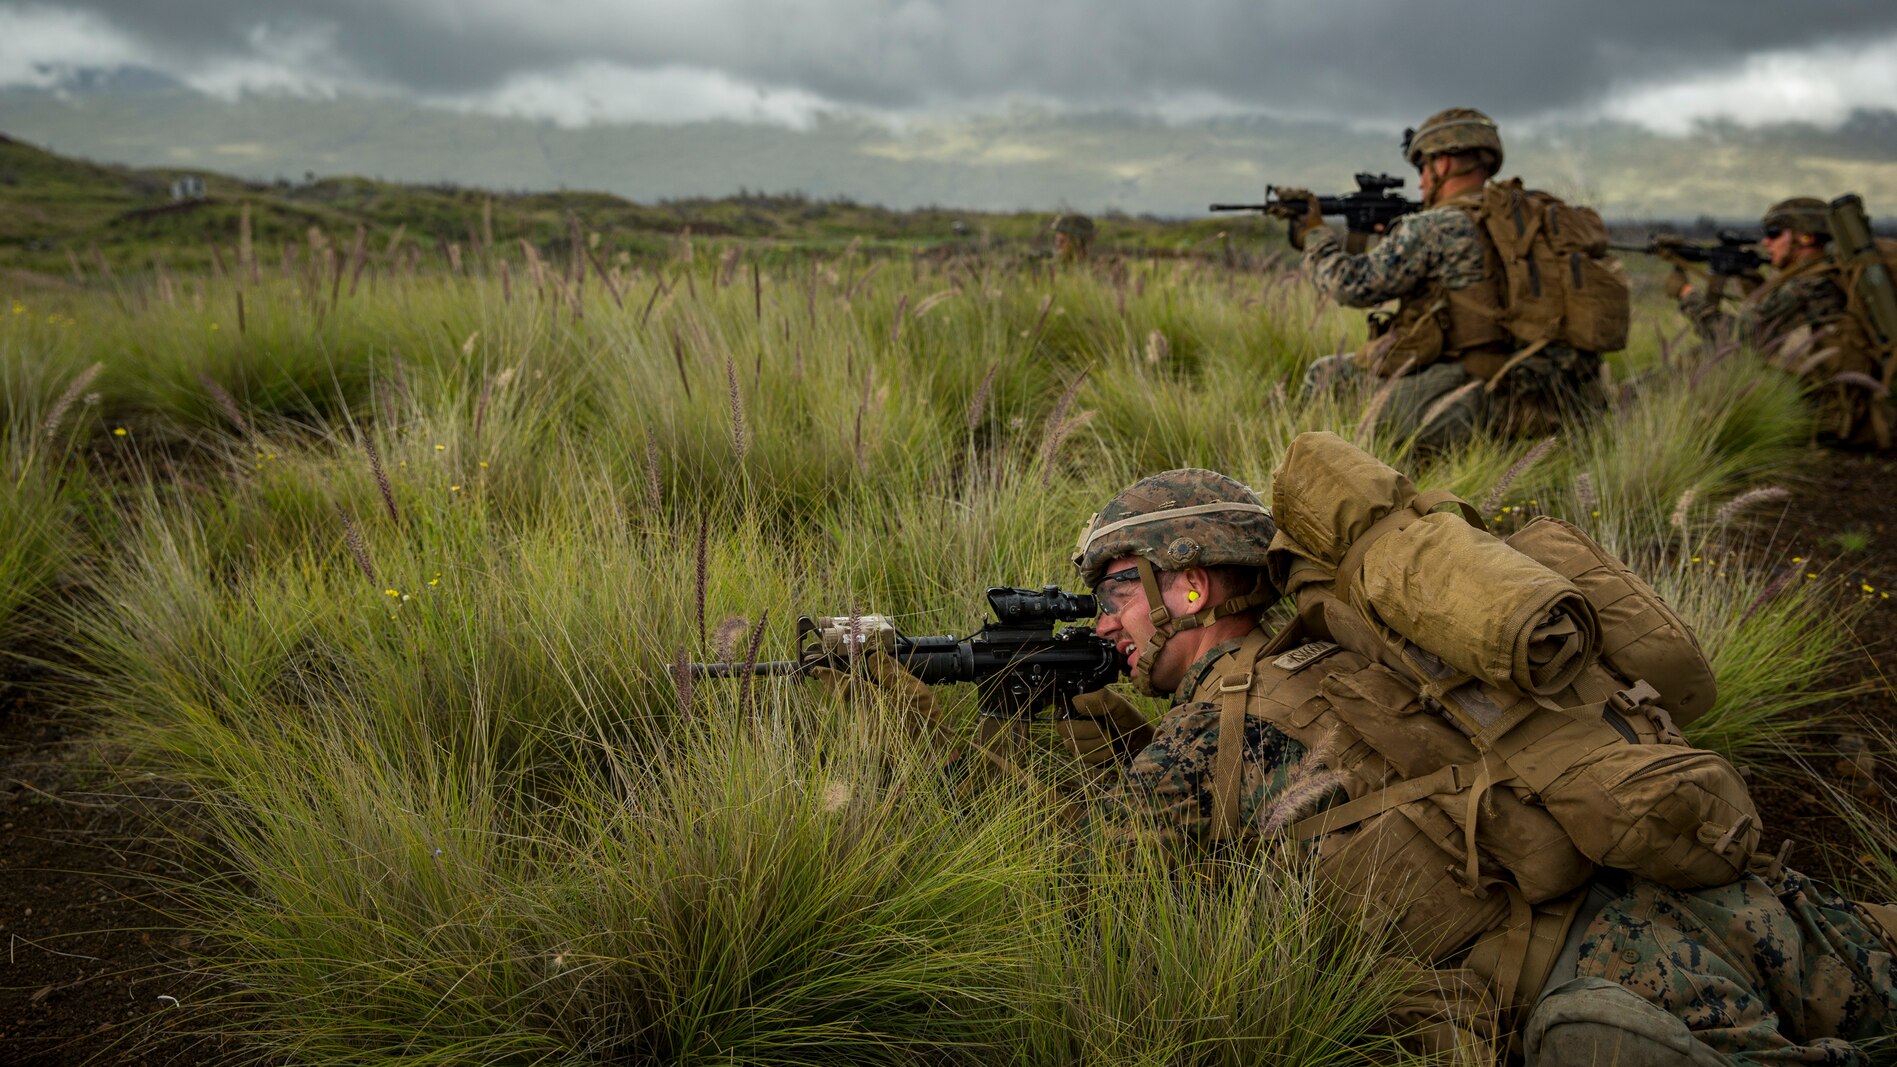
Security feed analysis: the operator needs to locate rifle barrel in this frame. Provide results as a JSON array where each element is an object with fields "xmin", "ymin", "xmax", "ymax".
[
  {"xmin": 689, "ymin": 659, "xmax": 805, "ymax": 679},
  {"xmin": 1208, "ymin": 203, "xmax": 1271, "ymax": 213}
]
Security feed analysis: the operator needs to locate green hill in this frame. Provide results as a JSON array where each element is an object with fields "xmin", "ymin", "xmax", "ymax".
[{"xmin": 0, "ymin": 133, "xmax": 1239, "ymax": 278}]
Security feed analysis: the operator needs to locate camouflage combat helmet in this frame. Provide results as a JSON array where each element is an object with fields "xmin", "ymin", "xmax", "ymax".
[
  {"xmin": 1051, "ymin": 213, "xmax": 1096, "ymax": 239},
  {"xmin": 1403, "ymin": 107, "xmax": 1504, "ymax": 172},
  {"xmin": 1074, "ymin": 469, "xmax": 1276, "ymax": 585},
  {"xmin": 1762, "ymin": 197, "xmax": 1832, "ymax": 240},
  {"xmin": 1074, "ymin": 469, "xmax": 1279, "ymax": 694}
]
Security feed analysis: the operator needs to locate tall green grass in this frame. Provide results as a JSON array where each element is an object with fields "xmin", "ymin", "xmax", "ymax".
[{"xmin": 0, "ymin": 242, "xmax": 1855, "ymax": 1063}]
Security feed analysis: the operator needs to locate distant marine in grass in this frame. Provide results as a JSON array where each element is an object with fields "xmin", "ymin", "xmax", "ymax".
[
  {"xmin": 1671, "ymin": 195, "xmax": 1897, "ymax": 447},
  {"xmin": 1282, "ymin": 108, "xmax": 1628, "ymax": 450},
  {"xmin": 1049, "ymin": 212, "xmax": 1095, "ymax": 263}
]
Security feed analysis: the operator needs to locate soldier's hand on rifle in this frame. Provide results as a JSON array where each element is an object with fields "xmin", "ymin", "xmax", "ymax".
[
  {"xmin": 1265, "ymin": 188, "xmax": 1325, "ymax": 250},
  {"xmin": 1056, "ymin": 688, "xmax": 1153, "ymax": 769},
  {"xmin": 809, "ymin": 653, "xmax": 941, "ymax": 739},
  {"xmin": 1664, "ymin": 266, "xmax": 1691, "ymax": 301}
]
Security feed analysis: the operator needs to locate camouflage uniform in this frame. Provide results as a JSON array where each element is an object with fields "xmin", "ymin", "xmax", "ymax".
[
  {"xmin": 1682, "ymin": 260, "xmax": 1849, "ymax": 354},
  {"xmin": 1530, "ymin": 869, "xmax": 1897, "ymax": 1064},
  {"xmin": 1090, "ymin": 635, "xmax": 1340, "ymax": 847},
  {"xmin": 1300, "ymin": 200, "xmax": 1602, "ymax": 448}
]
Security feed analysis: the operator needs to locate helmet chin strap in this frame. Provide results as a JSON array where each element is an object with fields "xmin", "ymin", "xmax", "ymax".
[
  {"xmin": 1421, "ymin": 155, "xmax": 1486, "ymax": 207},
  {"xmin": 1127, "ymin": 559, "xmax": 1276, "ymax": 698}
]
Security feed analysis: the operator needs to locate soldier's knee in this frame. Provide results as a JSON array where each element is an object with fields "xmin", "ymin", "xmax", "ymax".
[
  {"xmin": 1524, "ymin": 977, "xmax": 1730, "ymax": 1067},
  {"xmin": 1301, "ymin": 354, "xmax": 1356, "ymax": 396}
]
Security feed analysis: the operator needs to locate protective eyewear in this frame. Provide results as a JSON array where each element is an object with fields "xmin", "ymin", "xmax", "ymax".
[
  {"xmin": 1761, "ymin": 226, "xmax": 1786, "ymax": 240},
  {"xmin": 1093, "ymin": 565, "xmax": 1143, "ymax": 615}
]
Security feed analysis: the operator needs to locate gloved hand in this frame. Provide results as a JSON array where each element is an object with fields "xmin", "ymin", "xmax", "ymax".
[
  {"xmin": 1268, "ymin": 189, "xmax": 1326, "ymax": 251},
  {"xmin": 1663, "ymin": 266, "xmax": 1690, "ymax": 300},
  {"xmin": 1055, "ymin": 688, "xmax": 1152, "ymax": 768},
  {"xmin": 809, "ymin": 653, "xmax": 940, "ymax": 740}
]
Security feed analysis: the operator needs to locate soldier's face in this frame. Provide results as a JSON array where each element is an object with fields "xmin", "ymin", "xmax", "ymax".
[
  {"xmin": 1761, "ymin": 227, "xmax": 1795, "ymax": 269},
  {"xmin": 1092, "ymin": 556, "xmax": 1195, "ymax": 691},
  {"xmin": 1417, "ymin": 156, "xmax": 1446, "ymax": 201}
]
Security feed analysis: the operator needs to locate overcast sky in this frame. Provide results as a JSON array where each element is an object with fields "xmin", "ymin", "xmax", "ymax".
[{"xmin": 5, "ymin": 0, "xmax": 1897, "ymax": 135}]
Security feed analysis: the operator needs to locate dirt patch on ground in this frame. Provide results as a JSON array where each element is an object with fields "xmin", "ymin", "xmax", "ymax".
[
  {"xmin": 0, "ymin": 684, "xmax": 212, "ymax": 1066},
  {"xmin": 1746, "ymin": 447, "xmax": 1897, "ymax": 886}
]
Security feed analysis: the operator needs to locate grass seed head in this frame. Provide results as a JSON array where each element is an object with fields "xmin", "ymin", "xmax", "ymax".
[{"xmin": 40, "ymin": 361, "xmax": 104, "ymax": 442}]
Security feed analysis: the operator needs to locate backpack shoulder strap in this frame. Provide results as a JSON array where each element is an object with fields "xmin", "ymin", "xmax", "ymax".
[{"xmin": 1210, "ymin": 629, "xmax": 1276, "ymax": 841}]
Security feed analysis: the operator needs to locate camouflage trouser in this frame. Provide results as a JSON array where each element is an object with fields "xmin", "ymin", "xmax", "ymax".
[
  {"xmin": 1527, "ymin": 869, "xmax": 1897, "ymax": 1065},
  {"xmin": 1300, "ymin": 357, "xmax": 1485, "ymax": 452},
  {"xmin": 1300, "ymin": 347, "xmax": 1604, "ymax": 450},
  {"xmin": 1486, "ymin": 345, "xmax": 1607, "ymax": 439}
]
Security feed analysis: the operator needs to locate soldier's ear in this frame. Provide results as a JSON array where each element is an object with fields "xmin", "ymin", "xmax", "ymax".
[{"xmin": 1181, "ymin": 566, "xmax": 1214, "ymax": 604}]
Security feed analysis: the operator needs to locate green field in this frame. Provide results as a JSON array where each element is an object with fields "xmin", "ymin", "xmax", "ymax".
[
  {"xmin": 2, "ymin": 154, "xmax": 1881, "ymax": 1063},
  {"xmin": 0, "ymin": 132, "xmax": 1250, "ymax": 281}
]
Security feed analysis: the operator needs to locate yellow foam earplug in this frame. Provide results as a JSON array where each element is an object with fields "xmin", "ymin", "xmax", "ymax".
[{"xmin": 1187, "ymin": 590, "xmax": 1200, "ymax": 603}]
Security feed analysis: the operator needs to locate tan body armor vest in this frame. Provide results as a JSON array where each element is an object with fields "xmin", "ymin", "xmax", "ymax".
[{"xmin": 1374, "ymin": 193, "xmax": 1511, "ymax": 374}]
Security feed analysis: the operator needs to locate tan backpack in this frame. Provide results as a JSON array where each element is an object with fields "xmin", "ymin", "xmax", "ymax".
[
  {"xmin": 1194, "ymin": 630, "xmax": 1601, "ymax": 1053},
  {"xmin": 1786, "ymin": 236, "xmax": 1897, "ymax": 447},
  {"xmin": 1260, "ymin": 432, "xmax": 1757, "ymax": 896},
  {"xmin": 1475, "ymin": 180, "xmax": 1631, "ymax": 356}
]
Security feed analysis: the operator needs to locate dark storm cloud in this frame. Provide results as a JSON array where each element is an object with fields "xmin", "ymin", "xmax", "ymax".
[{"xmin": 20, "ymin": 0, "xmax": 1897, "ymax": 124}]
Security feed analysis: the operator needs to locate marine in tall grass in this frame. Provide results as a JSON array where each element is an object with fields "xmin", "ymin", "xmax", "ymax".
[
  {"xmin": 830, "ymin": 462, "xmax": 1897, "ymax": 1062},
  {"xmin": 1076, "ymin": 465, "xmax": 1897, "ymax": 1064},
  {"xmin": 1671, "ymin": 197, "xmax": 1897, "ymax": 449},
  {"xmin": 1673, "ymin": 198, "xmax": 1848, "ymax": 355},
  {"xmin": 1050, "ymin": 213, "xmax": 1095, "ymax": 263},
  {"xmin": 1289, "ymin": 108, "xmax": 1614, "ymax": 451}
]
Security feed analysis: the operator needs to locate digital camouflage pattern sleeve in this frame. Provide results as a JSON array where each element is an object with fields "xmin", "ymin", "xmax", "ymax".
[
  {"xmin": 1301, "ymin": 205, "xmax": 1489, "ymax": 308},
  {"xmin": 1088, "ymin": 700, "xmax": 1339, "ymax": 848},
  {"xmin": 1573, "ymin": 867, "xmax": 1897, "ymax": 1062},
  {"xmin": 1681, "ymin": 271, "xmax": 1849, "ymax": 352}
]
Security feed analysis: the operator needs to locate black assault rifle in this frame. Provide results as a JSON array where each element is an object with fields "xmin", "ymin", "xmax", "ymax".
[
  {"xmin": 690, "ymin": 586, "xmax": 1123, "ymax": 719},
  {"xmin": 1211, "ymin": 172, "xmax": 1422, "ymax": 251},
  {"xmin": 1613, "ymin": 231, "xmax": 1767, "ymax": 278}
]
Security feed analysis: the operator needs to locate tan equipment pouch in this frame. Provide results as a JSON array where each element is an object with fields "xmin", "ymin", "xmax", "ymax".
[
  {"xmin": 1478, "ymin": 180, "xmax": 1630, "ymax": 355},
  {"xmin": 1504, "ymin": 516, "xmax": 1717, "ymax": 726}
]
